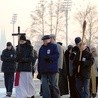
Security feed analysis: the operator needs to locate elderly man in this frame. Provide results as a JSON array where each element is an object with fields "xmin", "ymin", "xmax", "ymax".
[{"xmin": 38, "ymin": 35, "xmax": 60, "ymax": 98}]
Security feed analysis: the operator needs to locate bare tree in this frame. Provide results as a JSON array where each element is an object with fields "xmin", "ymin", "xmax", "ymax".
[
  {"xmin": 41, "ymin": 0, "xmax": 45, "ymax": 36},
  {"xmin": 28, "ymin": 0, "xmax": 67, "ymax": 50},
  {"xmin": 30, "ymin": 0, "xmax": 47, "ymax": 35},
  {"xmin": 75, "ymin": 4, "xmax": 98, "ymax": 47},
  {"xmin": 49, "ymin": 0, "xmax": 53, "ymax": 34},
  {"xmin": 28, "ymin": 0, "xmax": 47, "ymax": 50},
  {"xmin": 55, "ymin": 0, "xmax": 60, "ymax": 38}
]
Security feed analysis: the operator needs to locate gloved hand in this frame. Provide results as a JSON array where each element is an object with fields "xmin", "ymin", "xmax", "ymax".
[
  {"xmin": 76, "ymin": 61, "xmax": 82, "ymax": 65},
  {"xmin": 70, "ymin": 53, "xmax": 76, "ymax": 60},
  {"xmin": 44, "ymin": 56, "xmax": 53, "ymax": 64},
  {"xmin": 16, "ymin": 53, "xmax": 22, "ymax": 62}
]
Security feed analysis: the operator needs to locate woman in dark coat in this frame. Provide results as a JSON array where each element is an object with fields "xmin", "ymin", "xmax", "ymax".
[{"xmin": 1, "ymin": 42, "xmax": 16, "ymax": 97}]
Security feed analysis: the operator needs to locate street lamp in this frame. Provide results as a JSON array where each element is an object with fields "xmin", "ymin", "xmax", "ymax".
[
  {"xmin": 11, "ymin": 14, "xmax": 17, "ymax": 47},
  {"xmin": 61, "ymin": 0, "xmax": 72, "ymax": 47}
]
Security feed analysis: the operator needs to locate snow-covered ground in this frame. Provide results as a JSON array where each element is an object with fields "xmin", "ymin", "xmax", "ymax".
[
  {"xmin": 0, "ymin": 73, "xmax": 41, "ymax": 98},
  {"xmin": 0, "ymin": 73, "xmax": 98, "ymax": 98}
]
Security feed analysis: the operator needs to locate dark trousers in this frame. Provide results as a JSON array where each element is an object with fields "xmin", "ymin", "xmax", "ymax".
[
  {"xmin": 59, "ymin": 76, "xmax": 69, "ymax": 96},
  {"xmin": 76, "ymin": 78, "xmax": 90, "ymax": 98},
  {"xmin": 69, "ymin": 75, "xmax": 75, "ymax": 97},
  {"xmin": 96, "ymin": 77, "xmax": 98, "ymax": 92},
  {"xmin": 41, "ymin": 73, "xmax": 60, "ymax": 98},
  {"xmin": 69, "ymin": 76, "xmax": 81, "ymax": 98},
  {"xmin": 4, "ymin": 72, "xmax": 14, "ymax": 94}
]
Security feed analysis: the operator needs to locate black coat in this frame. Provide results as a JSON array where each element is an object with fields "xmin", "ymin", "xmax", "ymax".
[
  {"xmin": 70, "ymin": 46, "xmax": 79, "ymax": 60},
  {"xmin": 32, "ymin": 49, "xmax": 37, "ymax": 70},
  {"xmin": 73, "ymin": 49, "xmax": 94, "ymax": 79},
  {"xmin": 64, "ymin": 50, "xmax": 70, "ymax": 75},
  {"xmin": 1, "ymin": 48, "xmax": 16, "ymax": 72},
  {"xmin": 16, "ymin": 43, "xmax": 33, "ymax": 72},
  {"xmin": 59, "ymin": 53, "xmax": 69, "ymax": 96}
]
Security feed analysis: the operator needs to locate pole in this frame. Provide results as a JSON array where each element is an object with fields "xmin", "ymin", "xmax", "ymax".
[
  {"xmin": 11, "ymin": 13, "xmax": 17, "ymax": 47},
  {"xmin": 65, "ymin": 9, "xmax": 68, "ymax": 47},
  {"xmin": 64, "ymin": 0, "xmax": 72, "ymax": 47},
  {"xmin": 78, "ymin": 20, "xmax": 87, "ymax": 73},
  {"xmin": 13, "ymin": 23, "xmax": 15, "ymax": 47}
]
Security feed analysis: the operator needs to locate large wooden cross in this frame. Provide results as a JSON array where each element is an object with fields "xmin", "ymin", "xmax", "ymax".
[
  {"xmin": 12, "ymin": 26, "xmax": 25, "ymax": 36},
  {"xmin": 12, "ymin": 26, "xmax": 26, "ymax": 52}
]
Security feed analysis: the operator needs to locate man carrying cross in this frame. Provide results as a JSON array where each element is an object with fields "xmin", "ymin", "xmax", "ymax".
[
  {"xmin": 73, "ymin": 42, "xmax": 94, "ymax": 98},
  {"xmin": 13, "ymin": 29, "xmax": 35, "ymax": 98}
]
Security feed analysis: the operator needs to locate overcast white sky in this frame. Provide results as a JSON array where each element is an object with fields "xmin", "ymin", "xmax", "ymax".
[
  {"xmin": 0, "ymin": 0, "xmax": 39, "ymax": 43},
  {"xmin": 0, "ymin": 0, "xmax": 98, "ymax": 45}
]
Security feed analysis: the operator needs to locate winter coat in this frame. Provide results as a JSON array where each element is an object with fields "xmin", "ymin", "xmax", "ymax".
[
  {"xmin": 64, "ymin": 49, "xmax": 70, "ymax": 75},
  {"xmin": 38, "ymin": 43, "xmax": 59, "ymax": 74},
  {"xmin": 73, "ymin": 49, "xmax": 94, "ymax": 79},
  {"xmin": 59, "ymin": 52, "xmax": 69, "ymax": 96},
  {"xmin": 69, "ymin": 46, "xmax": 79, "ymax": 76},
  {"xmin": 94, "ymin": 57, "xmax": 98, "ymax": 77},
  {"xmin": 70, "ymin": 46, "xmax": 79, "ymax": 61},
  {"xmin": 32, "ymin": 49, "xmax": 37, "ymax": 72},
  {"xmin": 16, "ymin": 43, "xmax": 33, "ymax": 72},
  {"xmin": 57, "ymin": 44, "xmax": 63, "ymax": 69},
  {"xmin": 91, "ymin": 65, "xmax": 96, "ymax": 95},
  {"xmin": 1, "ymin": 48, "xmax": 16, "ymax": 72}
]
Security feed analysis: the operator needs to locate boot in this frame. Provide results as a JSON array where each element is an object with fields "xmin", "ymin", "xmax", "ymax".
[
  {"xmin": 31, "ymin": 96, "xmax": 35, "ymax": 98},
  {"xmin": 6, "ymin": 92, "xmax": 12, "ymax": 97}
]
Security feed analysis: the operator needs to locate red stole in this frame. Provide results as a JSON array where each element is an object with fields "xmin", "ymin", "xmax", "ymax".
[{"xmin": 15, "ymin": 72, "xmax": 20, "ymax": 86}]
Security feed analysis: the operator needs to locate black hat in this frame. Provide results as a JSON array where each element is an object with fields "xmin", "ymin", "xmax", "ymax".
[
  {"xmin": 68, "ymin": 45, "xmax": 73, "ymax": 50},
  {"xmin": 20, "ymin": 35, "xmax": 26, "ymax": 41},
  {"xmin": 7, "ymin": 42, "xmax": 12, "ymax": 46},
  {"xmin": 57, "ymin": 42, "xmax": 63, "ymax": 46},
  {"xmin": 75, "ymin": 37, "xmax": 81, "ymax": 44},
  {"xmin": 42, "ymin": 35, "xmax": 51, "ymax": 40}
]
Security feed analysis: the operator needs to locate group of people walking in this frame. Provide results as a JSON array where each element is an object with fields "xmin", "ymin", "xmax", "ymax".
[
  {"xmin": 1, "ymin": 35, "xmax": 37, "ymax": 98},
  {"xmin": 64, "ymin": 37, "xmax": 98, "ymax": 98},
  {"xmin": 0, "ymin": 34, "xmax": 98, "ymax": 98}
]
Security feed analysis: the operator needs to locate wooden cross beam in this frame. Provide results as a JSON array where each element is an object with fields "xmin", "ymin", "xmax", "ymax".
[
  {"xmin": 12, "ymin": 26, "xmax": 26, "ymax": 52},
  {"xmin": 12, "ymin": 26, "xmax": 26, "ymax": 36}
]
